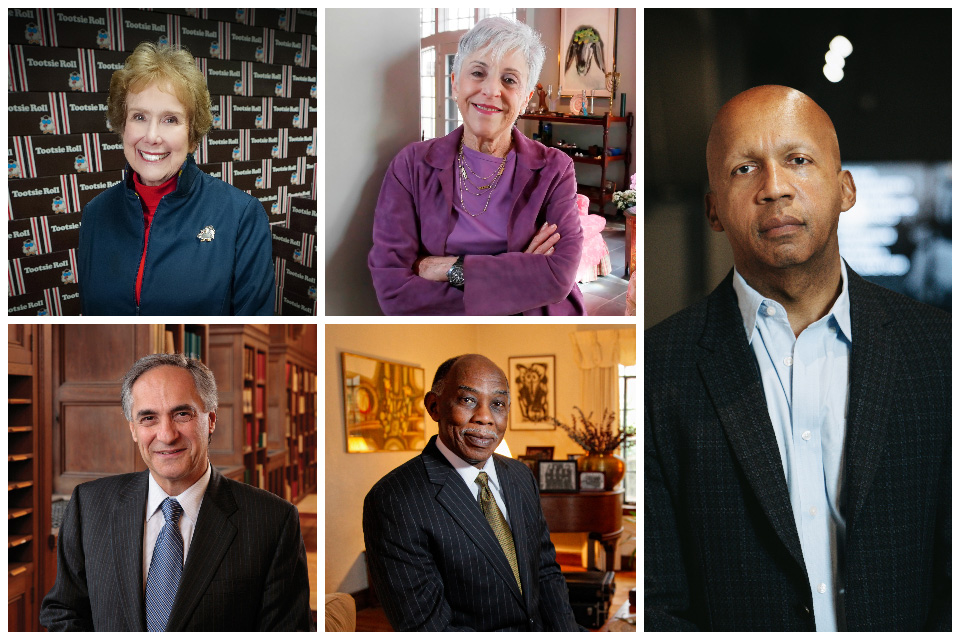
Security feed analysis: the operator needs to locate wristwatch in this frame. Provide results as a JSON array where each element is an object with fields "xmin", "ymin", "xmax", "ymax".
[{"xmin": 446, "ymin": 256, "xmax": 465, "ymax": 289}]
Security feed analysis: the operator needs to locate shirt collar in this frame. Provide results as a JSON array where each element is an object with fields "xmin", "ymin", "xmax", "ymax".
[
  {"xmin": 731, "ymin": 260, "xmax": 853, "ymax": 343},
  {"xmin": 435, "ymin": 435, "xmax": 503, "ymax": 495},
  {"xmin": 146, "ymin": 461, "xmax": 211, "ymax": 524}
]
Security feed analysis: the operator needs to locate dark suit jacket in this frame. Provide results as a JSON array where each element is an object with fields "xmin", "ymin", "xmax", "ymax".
[
  {"xmin": 645, "ymin": 269, "xmax": 951, "ymax": 631},
  {"xmin": 363, "ymin": 435, "xmax": 580, "ymax": 631},
  {"xmin": 40, "ymin": 466, "xmax": 313, "ymax": 631}
]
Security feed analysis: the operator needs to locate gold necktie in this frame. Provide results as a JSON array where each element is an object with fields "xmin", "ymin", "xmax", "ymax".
[{"xmin": 475, "ymin": 472, "xmax": 522, "ymax": 593}]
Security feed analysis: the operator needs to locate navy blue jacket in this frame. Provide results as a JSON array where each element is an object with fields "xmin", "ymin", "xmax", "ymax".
[{"xmin": 78, "ymin": 154, "xmax": 275, "ymax": 315}]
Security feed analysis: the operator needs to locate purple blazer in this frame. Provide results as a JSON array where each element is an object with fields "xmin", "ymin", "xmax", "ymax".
[{"xmin": 368, "ymin": 126, "xmax": 585, "ymax": 315}]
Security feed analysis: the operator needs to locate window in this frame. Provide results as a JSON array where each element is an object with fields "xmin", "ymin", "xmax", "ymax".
[
  {"xmin": 420, "ymin": 47, "xmax": 436, "ymax": 141},
  {"xmin": 441, "ymin": 7, "xmax": 474, "ymax": 33},
  {"xmin": 443, "ymin": 54, "xmax": 462, "ymax": 136},
  {"xmin": 619, "ymin": 364, "xmax": 637, "ymax": 504},
  {"xmin": 420, "ymin": 9, "xmax": 435, "ymax": 38}
]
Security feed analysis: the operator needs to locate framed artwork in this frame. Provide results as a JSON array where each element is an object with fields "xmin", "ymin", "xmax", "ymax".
[
  {"xmin": 538, "ymin": 460, "xmax": 579, "ymax": 493},
  {"xmin": 341, "ymin": 352, "xmax": 426, "ymax": 453},
  {"xmin": 559, "ymin": 8, "xmax": 617, "ymax": 98},
  {"xmin": 518, "ymin": 456, "xmax": 539, "ymax": 475},
  {"xmin": 508, "ymin": 355, "xmax": 556, "ymax": 431},
  {"xmin": 579, "ymin": 471, "xmax": 606, "ymax": 492},
  {"xmin": 524, "ymin": 446, "xmax": 554, "ymax": 461}
]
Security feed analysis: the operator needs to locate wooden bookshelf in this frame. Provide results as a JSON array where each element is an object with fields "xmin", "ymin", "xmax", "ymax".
[
  {"xmin": 268, "ymin": 326, "xmax": 317, "ymax": 503},
  {"xmin": 153, "ymin": 324, "xmax": 209, "ymax": 361},
  {"xmin": 8, "ymin": 326, "xmax": 41, "ymax": 632},
  {"xmin": 208, "ymin": 325, "xmax": 273, "ymax": 492}
]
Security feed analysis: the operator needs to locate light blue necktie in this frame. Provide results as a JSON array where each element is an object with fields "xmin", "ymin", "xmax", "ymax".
[{"xmin": 145, "ymin": 498, "xmax": 184, "ymax": 632}]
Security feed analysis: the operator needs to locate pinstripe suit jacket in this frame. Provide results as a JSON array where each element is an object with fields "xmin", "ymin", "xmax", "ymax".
[
  {"xmin": 39, "ymin": 466, "xmax": 313, "ymax": 631},
  {"xmin": 645, "ymin": 269, "xmax": 951, "ymax": 631},
  {"xmin": 363, "ymin": 436, "xmax": 580, "ymax": 631}
]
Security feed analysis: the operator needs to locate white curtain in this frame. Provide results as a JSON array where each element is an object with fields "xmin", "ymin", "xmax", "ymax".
[{"xmin": 569, "ymin": 330, "xmax": 624, "ymax": 424}]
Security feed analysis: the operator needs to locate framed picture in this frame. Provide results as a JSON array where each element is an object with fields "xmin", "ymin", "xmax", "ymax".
[
  {"xmin": 518, "ymin": 456, "xmax": 539, "ymax": 476},
  {"xmin": 341, "ymin": 352, "xmax": 426, "ymax": 453},
  {"xmin": 559, "ymin": 9, "xmax": 617, "ymax": 98},
  {"xmin": 579, "ymin": 471, "xmax": 606, "ymax": 492},
  {"xmin": 508, "ymin": 355, "xmax": 556, "ymax": 431},
  {"xmin": 524, "ymin": 446, "xmax": 554, "ymax": 461},
  {"xmin": 538, "ymin": 460, "xmax": 579, "ymax": 493}
]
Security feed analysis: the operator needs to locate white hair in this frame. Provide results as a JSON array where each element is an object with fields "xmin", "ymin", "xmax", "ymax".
[{"xmin": 452, "ymin": 17, "xmax": 545, "ymax": 98}]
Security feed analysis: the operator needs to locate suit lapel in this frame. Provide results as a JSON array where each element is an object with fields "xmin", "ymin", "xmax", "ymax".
[
  {"xmin": 422, "ymin": 438, "xmax": 524, "ymax": 605},
  {"xmin": 166, "ymin": 466, "xmax": 239, "ymax": 631},
  {"xmin": 697, "ymin": 274, "xmax": 806, "ymax": 572},
  {"xmin": 111, "ymin": 471, "xmax": 149, "ymax": 631},
  {"xmin": 495, "ymin": 457, "xmax": 532, "ymax": 604},
  {"xmin": 841, "ymin": 271, "xmax": 897, "ymax": 530}
]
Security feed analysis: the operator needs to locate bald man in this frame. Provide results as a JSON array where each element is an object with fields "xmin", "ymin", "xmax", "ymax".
[
  {"xmin": 363, "ymin": 355, "xmax": 579, "ymax": 632},
  {"xmin": 645, "ymin": 86, "xmax": 950, "ymax": 631}
]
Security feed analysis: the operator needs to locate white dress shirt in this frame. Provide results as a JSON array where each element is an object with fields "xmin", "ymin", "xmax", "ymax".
[
  {"xmin": 436, "ymin": 436, "xmax": 511, "ymax": 527},
  {"xmin": 142, "ymin": 462, "xmax": 211, "ymax": 592}
]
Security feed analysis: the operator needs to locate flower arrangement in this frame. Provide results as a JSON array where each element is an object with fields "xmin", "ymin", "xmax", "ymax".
[
  {"xmin": 554, "ymin": 407, "xmax": 633, "ymax": 454},
  {"xmin": 612, "ymin": 173, "xmax": 636, "ymax": 212}
]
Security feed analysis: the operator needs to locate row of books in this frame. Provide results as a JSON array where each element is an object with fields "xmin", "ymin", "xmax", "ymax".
[
  {"xmin": 243, "ymin": 347, "xmax": 267, "ymax": 381},
  {"xmin": 241, "ymin": 387, "xmax": 265, "ymax": 415}
]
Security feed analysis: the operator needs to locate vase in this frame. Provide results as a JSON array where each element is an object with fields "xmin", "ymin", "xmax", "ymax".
[{"xmin": 577, "ymin": 452, "xmax": 625, "ymax": 491}]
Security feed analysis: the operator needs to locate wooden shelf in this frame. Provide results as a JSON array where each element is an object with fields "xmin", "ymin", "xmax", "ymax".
[
  {"xmin": 519, "ymin": 112, "xmax": 634, "ymax": 212},
  {"xmin": 9, "ymin": 325, "xmax": 41, "ymax": 631},
  {"xmin": 8, "ymin": 533, "xmax": 32, "ymax": 549}
]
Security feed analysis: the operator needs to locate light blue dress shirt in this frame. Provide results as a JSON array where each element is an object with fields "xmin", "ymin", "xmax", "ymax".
[{"xmin": 732, "ymin": 264, "xmax": 852, "ymax": 632}]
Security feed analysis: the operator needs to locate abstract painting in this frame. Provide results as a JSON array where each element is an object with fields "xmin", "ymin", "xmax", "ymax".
[{"xmin": 342, "ymin": 352, "xmax": 425, "ymax": 452}]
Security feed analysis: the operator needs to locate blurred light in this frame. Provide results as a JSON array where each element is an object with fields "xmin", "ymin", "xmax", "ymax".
[
  {"xmin": 495, "ymin": 438, "xmax": 512, "ymax": 458},
  {"xmin": 829, "ymin": 35, "xmax": 853, "ymax": 58},
  {"xmin": 825, "ymin": 50, "xmax": 846, "ymax": 69},
  {"xmin": 823, "ymin": 64, "xmax": 844, "ymax": 83}
]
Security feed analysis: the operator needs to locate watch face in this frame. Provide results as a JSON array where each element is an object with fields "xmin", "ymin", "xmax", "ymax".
[
  {"xmin": 447, "ymin": 258, "xmax": 465, "ymax": 287},
  {"xmin": 448, "ymin": 265, "xmax": 464, "ymax": 287}
]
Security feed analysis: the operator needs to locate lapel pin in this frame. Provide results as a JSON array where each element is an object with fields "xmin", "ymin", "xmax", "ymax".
[{"xmin": 197, "ymin": 225, "xmax": 216, "ymax": 242}]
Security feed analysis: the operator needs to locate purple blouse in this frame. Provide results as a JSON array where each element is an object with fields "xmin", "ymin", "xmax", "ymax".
[{"xmin": 446, "ymin": 145, "xmax": 516, "ymax": 256}]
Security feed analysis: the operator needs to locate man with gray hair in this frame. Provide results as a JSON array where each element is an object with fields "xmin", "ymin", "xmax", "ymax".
[
  {"xmin": 363, "ymin": 354, "xmax": 580, "ymax": 631},
  {"xmin": 41, "ymin": 353, "xmax": 313, "ymax": 631}
]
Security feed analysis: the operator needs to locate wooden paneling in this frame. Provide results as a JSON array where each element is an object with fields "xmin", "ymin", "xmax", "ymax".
[
  {"xmin": 208, "ymin": 334, "xmax": 240, "ymax": 464},
  {"xmin": 9, "ymin": 325, "xmax": 33, "ymax": 368},
  {"xmin": 61, "ymin": 405, "xmax": 134, "ymax": 475},
  {"xmin": 52, "ymin": 325, "xmax": 152, "ymax": 495},
  {"xmin": 61, "ymin": 325, "xmax": 137, "ymax": 383},
  {"xmin": 209, "ymin": 405, "xmax": 236, "ymax": 458}
]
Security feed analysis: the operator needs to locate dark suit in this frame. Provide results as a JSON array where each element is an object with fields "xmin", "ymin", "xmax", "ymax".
[
  {"xmin": 363, "ymin": 435, "xmax": 580, "ymax": 631},
  {"xmin": 40, "ymin": 466, "xmax": 313, "ymax": 631},
  {"xmin": 645, "ymin": 269, "xmax": 950, "ymax": 631}
]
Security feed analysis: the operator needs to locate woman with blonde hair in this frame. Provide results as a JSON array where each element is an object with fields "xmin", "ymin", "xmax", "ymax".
[{"xmin": 78, "ymin": 42, "xmax": 274, "ymax": 315}]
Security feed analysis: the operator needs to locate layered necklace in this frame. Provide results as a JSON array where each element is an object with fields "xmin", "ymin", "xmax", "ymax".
[{"xmin": 457, "ymin": 139, "xmax": 508, "ymax": 217}]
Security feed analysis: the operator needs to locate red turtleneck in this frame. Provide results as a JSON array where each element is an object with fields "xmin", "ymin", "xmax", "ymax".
[{"xmin": 132, "ymin": 171, "xmax": 178, "ymax": 306}]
